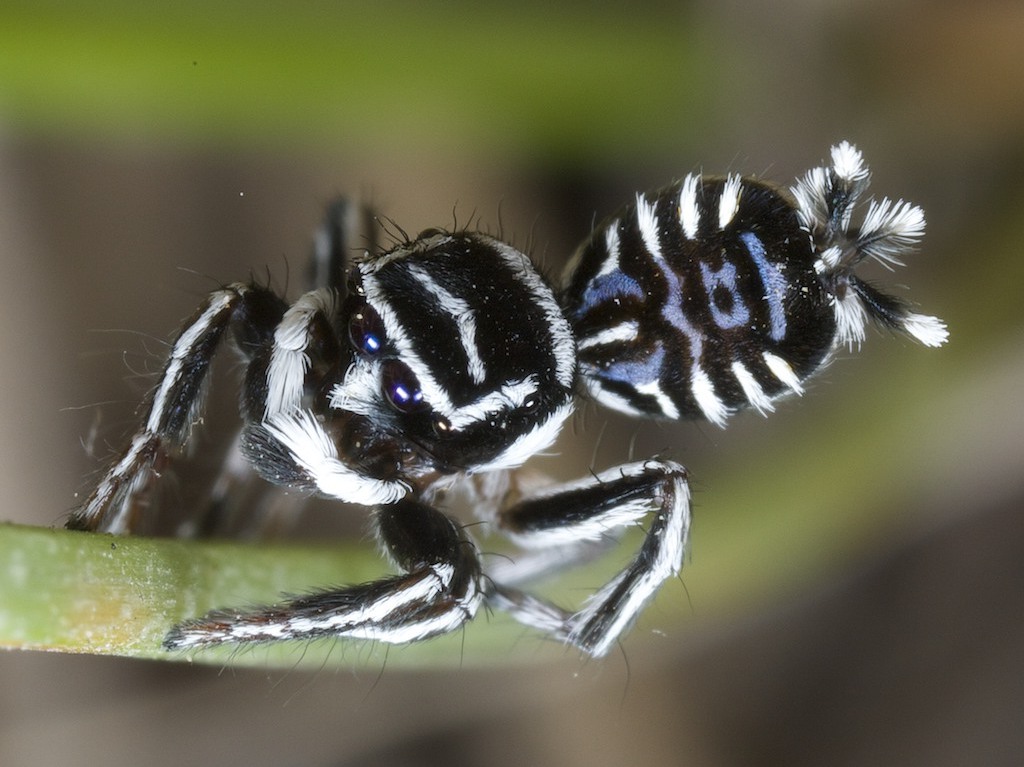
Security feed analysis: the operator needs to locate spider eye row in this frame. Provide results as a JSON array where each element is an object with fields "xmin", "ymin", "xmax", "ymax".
[{"xmin": 347, "ymin": 302, "xmax": 428, "ymax": 415}]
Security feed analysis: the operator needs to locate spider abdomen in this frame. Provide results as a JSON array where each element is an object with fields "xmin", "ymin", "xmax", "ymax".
[{"xmin": 562, "ymin": 176, "xmax": 837, "ymax": 425}]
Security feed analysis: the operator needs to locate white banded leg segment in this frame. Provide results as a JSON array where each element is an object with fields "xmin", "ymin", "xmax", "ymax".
[
  {"xmin": 69, "ymin": 283, "xmax": 286, "ymax": 534},
  {"xmin": 253, "ymin": 409, "xmax": 410, "ymax": 506},
  {"xmin": 165, "ymin": 499, "xmax": 484, "ymax": 649},
  {"xmin": 493, "ymin": 460, "xmax": 691, "ymax": 657},
  {"xmin": 487, "ymin": 585, "xmax": 573, "ymax": 640}
]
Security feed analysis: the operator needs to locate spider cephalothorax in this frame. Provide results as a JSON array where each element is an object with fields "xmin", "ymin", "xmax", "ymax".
[{"xmin": 69, "ymin": 143, "xmax": 946, "ymax": 657}]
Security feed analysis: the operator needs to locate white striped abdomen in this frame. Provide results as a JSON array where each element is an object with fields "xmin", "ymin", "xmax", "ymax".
[{"xmin": 561, "ymin": 176, "xmax": 837, "ymax": 425}]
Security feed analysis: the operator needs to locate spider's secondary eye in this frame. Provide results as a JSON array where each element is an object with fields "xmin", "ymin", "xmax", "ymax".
[
  {"xmin": 381, "ymin": 359, "xmax": 427, "ymax": 413},
  {"xmin": 432, "ymin": 414, "xmax": 452, "ymax": 437},
  {"xmin": 348, "ymin": 305, "xmax": 385, "ymax": 355}
]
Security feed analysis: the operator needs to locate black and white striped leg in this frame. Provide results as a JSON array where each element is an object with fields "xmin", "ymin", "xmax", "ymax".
[
  {"xmin": 68, "ymin": 283, "xmax": 287, "ymax": 534},
  {"xmin": 491, "ymin": 460, "xmax": 691, "ymax": 657},
  {"xmin": 164, "ymin": 498, "xmax": 484, "ymax": 649},
  {"xmin": 308, "ymin": 197, "xmax": 378, "ymax": 293}
]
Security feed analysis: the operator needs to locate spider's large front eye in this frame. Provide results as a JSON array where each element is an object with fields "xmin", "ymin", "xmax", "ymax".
[
  {"xmin": 381, "ymin": 359, "xmax": 427, "ymax": 413},
  {"xmin": 348, "ymin": 305, "xmax": 385, "ymax": 355}
]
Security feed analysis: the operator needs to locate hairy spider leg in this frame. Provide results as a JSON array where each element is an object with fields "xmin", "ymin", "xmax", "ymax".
[
  {"xmin": 165, "ymin": 497, "xmax": 483, "ymax": 648},
  {"xmin": 68, "ymin": 283, "xmax": 288, "ymax": 534},
  {"xmin": 488, "ymin": 460, "xmax": 691, "ymax": 657}
]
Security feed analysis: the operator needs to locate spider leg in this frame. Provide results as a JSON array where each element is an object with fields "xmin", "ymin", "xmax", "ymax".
[
  {"xmin": 490, "ymin": 460, "xmax": 691, "ymax": 657},
  {"xmin": 308, "ymin": 197, "xmax": 377, "ymax": 293},
  {"xmin": 68, "ymin": 283, "xmax": 288, "ymax": 534},
  {"xmin": 195, "ymin": 198, "xmax": 368, "ymax": 536},
  {"xmin": 164, "ymin": 498, "xmax": 484, "ymax": 649}
]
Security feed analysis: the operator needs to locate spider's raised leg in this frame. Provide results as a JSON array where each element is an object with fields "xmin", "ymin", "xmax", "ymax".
[
  {"xmin": 307, "ymin": 197, "xmax": 377, "ymax": 293},
  {"xmin": 489, "ymin": 460, "xmax": 691, "ymax": 657},
  {"xmin": 68, "ymin": 284, "xmax": 287, "ymax": 534},
  {"xmin": 164, "ymin": 497, "xmax": 484, "ymax": 648}
]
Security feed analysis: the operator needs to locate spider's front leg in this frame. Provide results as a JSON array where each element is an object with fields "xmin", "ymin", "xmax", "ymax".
[
  {"xmin": 68, "ymin": 283, "xmax": 288, "ymax": 534},
  {"xmin": 489, "ymin": 460, "xmax": 691, "ymax": 657},
  {"xmin": 164, "ymin": 497, "xmax": 484, "ymax": 649}
]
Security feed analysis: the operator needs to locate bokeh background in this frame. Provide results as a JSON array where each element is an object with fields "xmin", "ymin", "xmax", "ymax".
[{"xmin": 1, "ymin": 1, "xmax": 1022, "ymax": 765}]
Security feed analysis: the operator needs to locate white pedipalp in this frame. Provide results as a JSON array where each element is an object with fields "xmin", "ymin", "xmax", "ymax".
[
  {"xmin": 262, "ymin": 409, "xmax": 410, "ymax": 506},
  {"xmin": 265, "ymin": 288, "xmax": 338, "ymax": 416}
]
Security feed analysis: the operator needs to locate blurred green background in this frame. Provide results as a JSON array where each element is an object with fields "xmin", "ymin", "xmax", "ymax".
[{"xmin": 1, "ymin": 1, "xmax": 1022, "ymax": 765}]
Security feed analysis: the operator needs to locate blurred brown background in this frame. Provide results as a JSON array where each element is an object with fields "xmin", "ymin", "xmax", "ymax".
[{"xmin": 1, "ymin": 1, "xmax": 1022, "ymax": 765}]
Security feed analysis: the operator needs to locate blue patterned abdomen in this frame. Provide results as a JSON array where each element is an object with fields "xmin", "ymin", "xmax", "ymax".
[{"xmin": 561, "ymin": 176, "xmax": 836, "ymax": 425}]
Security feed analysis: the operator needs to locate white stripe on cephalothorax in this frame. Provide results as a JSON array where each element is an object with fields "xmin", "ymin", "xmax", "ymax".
[
  {"xmin": 473, "ymin": 401, "xmax": 573, "ymax": 474},
  {"xmin": 360, "ymin": 238, "xmax": 576, "ymax": 415},
  {"xmin": 405, "ymin": 263, "xmax": 487, "ymax": 384},
  {"xmin": 360, "ymin": 268, "xmax": 456, "ymax": 415},
  {"xmin": 489, "ymin": 239, "xmax": 576, "ymax": 389},
  {"xmin": 329, "ymin": 361, "xmax": 552, "ymax": 436},
  {"xmin": 444, "ymin": 377, "xmax": 541, "ymax": 431}
]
